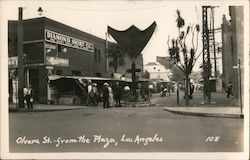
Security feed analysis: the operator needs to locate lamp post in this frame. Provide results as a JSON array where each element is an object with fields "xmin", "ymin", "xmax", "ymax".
[{"xmin": 17, "ymin": 7, "xmax": 44, "ymax": 109}]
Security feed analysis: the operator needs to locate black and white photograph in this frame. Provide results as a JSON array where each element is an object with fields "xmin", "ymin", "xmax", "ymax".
[{"xmin": 0, "ymin": 0, "xmax": 249, "ymax": 159}]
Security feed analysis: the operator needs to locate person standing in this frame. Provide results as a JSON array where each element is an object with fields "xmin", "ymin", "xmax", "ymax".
[
  {"xmin": 226, "ymin": 81, "xmax": 233, "ymax": 98},
  {"xmin": 114, "ymin": 82, "xmax": 123, "ymax": 107},
  {"xmin": 92, "ymin": 83, "xmax": 99, "ymax": 106},
  {"xmin": 86, "ymin": 80, "xmax": 92, "ymax": 106},
  {"xmin": 103, "ymin": 82, "xmax": 109, "ymax": 108},
  {"xmin": 24, "ymin": 85, "xmax": 33, "ymax": 109},
  {"xmin": 108, "ymin": 84, "xmax": 114, "ymax": 107},
  {"xmin": 148, "ymin": 83, "xmax": 154, "ymax": 98}
]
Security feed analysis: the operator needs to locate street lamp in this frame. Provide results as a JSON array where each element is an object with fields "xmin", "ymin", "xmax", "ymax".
[{"xmin": 37, "ymin": 7, "xmax": 44, "ymax": 16}]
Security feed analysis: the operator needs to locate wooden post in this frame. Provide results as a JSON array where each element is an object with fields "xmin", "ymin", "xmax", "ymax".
[{"xmin": 18, "ymin": 7, "xmax": 24, "ymax": 108}]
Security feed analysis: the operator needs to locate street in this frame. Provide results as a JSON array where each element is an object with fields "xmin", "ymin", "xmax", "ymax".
[{"xmin": 9, "ymin": 92, "xmax": 243, "ymax": 152}]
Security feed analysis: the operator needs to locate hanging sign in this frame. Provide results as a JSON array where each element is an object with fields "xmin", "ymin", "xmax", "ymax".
[
  {"xmin": 8, "ymin": 56, "xmax": 18, "ymax": 67},
  {"xmin": 45, "ymin": 30, "xmax": 94, "ymax": 52},
  {"xmin": 46, "ymin": 56, "xmax": 69, "ymax": 67}
]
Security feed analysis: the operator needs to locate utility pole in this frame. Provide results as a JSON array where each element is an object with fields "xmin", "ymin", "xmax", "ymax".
[
  {"xmin": 202, "ymin": 6, "xmax": 211, "ymax": 104},
  {"xmin": 18, "ymin": 7, "xmax": 24, "ymax": 108},
  {"xmin": 210, "ymin": 7, "xmax": 217, "ymax": 78}
]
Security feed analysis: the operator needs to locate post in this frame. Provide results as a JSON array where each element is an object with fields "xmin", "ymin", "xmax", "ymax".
[
  {"xmin": 131, "ymin": 62, "xmax": 137, "ymax": 95},
  {"xmin": 238, "ymin": 59, "xmax": 242, "ymax": 114},
  {"xmin": 18, "ymin": 7, "xmax": 24, "ymax": 108},
  {"xmin": 177, "ymin": 82, "xmax": 179, "ymax": 105}
]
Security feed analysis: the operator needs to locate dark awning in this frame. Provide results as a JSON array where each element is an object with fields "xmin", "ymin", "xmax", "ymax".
[{"xmin": 107, "ymin": 22, "xmax": 157, "ymax": 58}]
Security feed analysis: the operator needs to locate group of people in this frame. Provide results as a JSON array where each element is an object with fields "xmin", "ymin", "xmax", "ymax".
[
  {"xmin": 83, "ymin": 81, "xmax": 124, "ymax": 108},
  {"xmin": 102, "ymin": 82, "xmax": 123, "ymax": 108},
  {"xmin": 23, "ymin": 85, "xmax": 33, "ymax": 109}
]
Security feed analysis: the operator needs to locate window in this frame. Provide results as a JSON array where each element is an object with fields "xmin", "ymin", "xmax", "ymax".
[
  {"xmin": 94, "ymin": 48, "xmax": 97, "ymax": 62},
  {"xmin": 98, "ymin": 49, "xmax": 101, "ymax": 62},
  {"xmin": 56, "ymin": 70, "xmax": 63, "ymax": 75},
  {"xmin": 96, "ymin": 73, "xmax": 102, "ymax": 77},
  {"xmin": 72, "ymin": 70, "xmax": 81, "ymax": 76}
]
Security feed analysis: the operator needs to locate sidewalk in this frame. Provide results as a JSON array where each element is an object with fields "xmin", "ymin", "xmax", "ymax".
[
  {"xmin": 158, "ymin": 91, "xmax": 244, "ymax": 119},
  {"xmin": 9, "ymin": 103, "xmax": 86, "ymax": 112}
]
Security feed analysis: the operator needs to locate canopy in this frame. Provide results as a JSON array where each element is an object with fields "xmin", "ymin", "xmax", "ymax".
[{"xmin": 108, "ymin": 22, "xmax": 157, "ymax": 58}]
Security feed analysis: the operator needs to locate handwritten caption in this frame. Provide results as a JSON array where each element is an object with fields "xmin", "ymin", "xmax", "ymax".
[{"xmin": 16, "ymin": 134, "xmax": 163, "ymax": 148}]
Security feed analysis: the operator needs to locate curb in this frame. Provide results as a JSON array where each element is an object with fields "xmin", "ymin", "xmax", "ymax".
[
  {"xmin": 121, "ymin": 101, "xmax": 156, "ymax": 107},
  {"xmin": 163, "ymin": 108, "xmax": 244, "ymax": 119},
  {"xmin": 9, "ymin": 107, "xmax": 85, "ymax": 113}
]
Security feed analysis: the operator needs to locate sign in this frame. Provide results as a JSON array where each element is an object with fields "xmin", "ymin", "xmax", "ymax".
[
  {"xmin": 8, "ymin": 56, "xmax": 18, "ymax": 67},
  {"xmin": 233, "ymin": 65, "xmax": 239, "ymax": 69},
  {"xmin": 45, "ymin": 30, "xmax": 94, "ymax": 52},
  {"xmin": 45, "ymin": 43, "xmax": 56, "ymax": 50},
  {"xmin": 46, "ymin": 56, "xmax": 69, "ymax": 67}
]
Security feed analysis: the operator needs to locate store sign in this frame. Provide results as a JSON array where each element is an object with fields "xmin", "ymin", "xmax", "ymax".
[
  {"xmin": 46, "ymin": 56, "xmax": 69, "ymax": 67},
  {"xmin": 45, "ymin": 30, "xmax": 94, "ymax": 52},
  {"xmin": 8, "ymin": 56, "xmax": 18, "ymax": 67},
  {"xmin": 45, "ymin": 43, "xmax": 57, "ymax": 50}
]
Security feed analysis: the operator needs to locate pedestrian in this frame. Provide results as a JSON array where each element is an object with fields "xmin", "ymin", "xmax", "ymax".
[
  {"xmin": 80, "ymin": 80, "xmax": 87, "ymax": 105},
  {"xmin": 86, "ymin": 80, "xmax": 92, "ymax": 106},
  {"xmin": 226, "ymin": 81, "xmax": 233, "ymax": 98},
  {"xmin": 23, "ymin": 85, "xmax": 33, "ymax": 109},
  {"xmin": 108, "ymin": 84, "xmax": 114, "ymax": 107},
  {"xmin": 113, "ymin": 82, "xmax": 123, "ymax": 107},
  {"xmin": 89, "ymin": 83, "xmax": 96, "ymax": 106},
  {"xmin": 148, "ymin": 83, "xmax": 154, "ymax": 98},
  {"xmin": 189, "ymin": 83, "xmax": 194, "ymax": 99},
  {"xmin": 103, "ymin": 82, "xmax": 109, "ymax": 108},
  {"xmin": 93, "ymin": 83, "xmax": 99, "ymax": 106}
]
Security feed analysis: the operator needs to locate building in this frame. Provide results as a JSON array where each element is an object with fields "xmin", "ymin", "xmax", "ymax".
[
  {"xmin": 144, "ymin": 62, "xmax": 171, "ymax": 82},
  {"xmin": 8, "ymin": 17, "xmax": 143, "ymax": 104},
  {"xmin": 221, "ymin": 6, "xmax": 244, "ymax": 104}
]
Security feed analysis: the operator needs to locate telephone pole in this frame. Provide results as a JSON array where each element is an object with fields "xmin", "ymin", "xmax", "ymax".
[{"xmin": 18, "ymin": 7, "xmax": 24, "ymax": 108}]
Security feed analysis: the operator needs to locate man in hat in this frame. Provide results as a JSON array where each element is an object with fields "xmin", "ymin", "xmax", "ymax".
[
  {"xmin": 113, "ymin": 82, "xmax": 123, "ymax": 107},
  {"xmin": 103, "ymin": 82, "xmax": 109, "ymax": 108}
]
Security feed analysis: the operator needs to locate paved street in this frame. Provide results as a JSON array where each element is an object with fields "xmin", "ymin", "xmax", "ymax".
[{"xmin": 9, "ymin": 92, "xmax": 243, "ymax": 152}]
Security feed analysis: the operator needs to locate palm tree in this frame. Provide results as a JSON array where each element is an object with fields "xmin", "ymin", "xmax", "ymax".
[{"xmin": 108, "ymin": 44, "xmax": 125, "ymax": 73}]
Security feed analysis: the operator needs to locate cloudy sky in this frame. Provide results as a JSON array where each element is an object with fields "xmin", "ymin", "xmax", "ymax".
[{"xmin": 1, "ymin": 0, "xmax": 237, "ymax": 71}]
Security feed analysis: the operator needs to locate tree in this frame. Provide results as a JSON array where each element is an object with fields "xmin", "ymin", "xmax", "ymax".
[
  {"xmin": 142, "ymin": 70, "xmax": 150, "ymax": 79},
  {"xmin": 108, "ymin": 44, "xmax": 125, "ymax": 73},
  {"xmin": 167, "ymin": 9, "xmax": 201, "ymax": 105}
]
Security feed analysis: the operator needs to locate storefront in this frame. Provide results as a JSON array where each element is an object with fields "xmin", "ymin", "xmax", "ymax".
[
  {"xmin": 8, "ymin": 17, "xmax": 143, "ymax": 104},
  {"xmin": 8, "ymin": 17, "xmax": 109, "ymax": 104}
]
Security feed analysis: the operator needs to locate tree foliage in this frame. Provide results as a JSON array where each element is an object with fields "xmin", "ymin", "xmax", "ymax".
[
  {"xmin": 168, "ymin": 9, "xmax": 201, "ymax": 77},
  {"xmin": 141, "ymin": 70, "xmax": 150, "ymax": 79},
  {"xmin": 167, "ymin": 9, "xmax": 201, "ymax": 105},
  {"xmin": 108, "ymin": 44, "xmax": 125, "ymax": 73}
]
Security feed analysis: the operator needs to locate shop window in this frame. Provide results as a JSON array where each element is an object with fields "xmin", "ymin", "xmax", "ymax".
[
  {"xmin": 98, "ymin": 49, "xmax": 101, "ymax": 62},
  {"xmin": 96, "ymin": 73, "xmax": 102, "ymax": 77},
  {"xmin": 72, "ymin": 70, "xmax": 81, "ymax": 76},
  {"xmin": 56, "ymin": 70, "xmax": 63, "ymax": 75},
  {"xmin": 94, "ymin": 48, "xmax": 97, "ymax": 62}
]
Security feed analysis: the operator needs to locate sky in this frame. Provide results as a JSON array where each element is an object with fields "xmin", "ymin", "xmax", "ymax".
[{"xmin": 1, "ymin": 0, "xmax": 234, "ymax": 72}]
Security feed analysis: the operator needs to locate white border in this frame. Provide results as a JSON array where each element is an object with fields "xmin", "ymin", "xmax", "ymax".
[{"xmin": 1, "ymin": 0, "xmax": 249, "ymax": 159}]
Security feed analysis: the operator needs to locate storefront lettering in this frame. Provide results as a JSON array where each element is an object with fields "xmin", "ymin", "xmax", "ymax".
[
  {"xmin": 8, "ymin": 56, "xmax": 18, "ymax": 67},
  {"xmin": 46, "ymin": 56, "xmax": 69, "ymax": 67},
  {"xmin": 45, "ymin": 30, "xmax": 94, "ymax": 52}
]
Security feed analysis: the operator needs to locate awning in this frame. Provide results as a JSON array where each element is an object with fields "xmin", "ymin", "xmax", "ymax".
[{"xmin": 48, "ymin": 75, "xmax": 112, "ymax": 81}]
